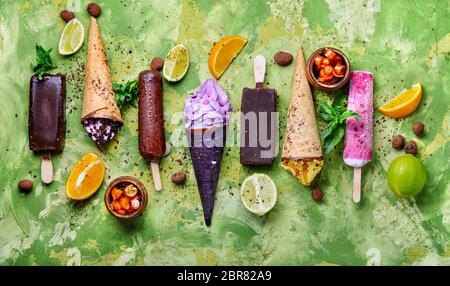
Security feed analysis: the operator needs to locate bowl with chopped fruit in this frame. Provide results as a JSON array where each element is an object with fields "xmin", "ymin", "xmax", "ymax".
[
  {"xmin": 104, "ymin": 176, "xmax": 148, "ymax": 219},
  {"xmin": 306, "ymin": 47, "xmax": 350, "ymax": 92}
]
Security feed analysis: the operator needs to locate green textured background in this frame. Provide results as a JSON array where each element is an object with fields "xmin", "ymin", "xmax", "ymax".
[{"xmin": 0, "ymin": 0, "xmax": 449, "ymax": 266}]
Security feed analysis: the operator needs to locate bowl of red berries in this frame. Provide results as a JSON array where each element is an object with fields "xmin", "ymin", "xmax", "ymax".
[
  {"xmin": 306, "ymin": 47, "xmax": 350, "ymax": 92},
  {"xmin": 104, "ymin": 176, "xmax": 148, "ymax": 220}
]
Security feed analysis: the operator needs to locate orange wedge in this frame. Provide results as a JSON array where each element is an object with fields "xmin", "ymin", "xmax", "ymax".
[
  {"xmin": 66, "ymin": 153, "xmax": 105, "ymax": 200},
  {"xmin": 208, "ymin": 36, "xmax": 247, "ymax": 80},
  {"xmin": 378, "ymin": 82, "xmax": 423, "ymax": 119}
]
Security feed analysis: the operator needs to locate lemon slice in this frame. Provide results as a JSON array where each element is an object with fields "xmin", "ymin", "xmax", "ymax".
[
  {"xmin": 59, "ymin": 18, "xmax": 85, "ymax": 56},
  {"xmin": 163, "ymin": 44, "xmax": 189, "ymax": 82},
  {"xmin": 240, "ymin": 173, "xmax": 277, "ymax": 216},
  {"xmin": 378, "ymin": 82, "xmax": 423, "ymax": 119}
]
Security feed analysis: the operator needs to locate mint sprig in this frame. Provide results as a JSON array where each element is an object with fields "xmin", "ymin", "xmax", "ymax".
[
  {"xmin": 112, "ymin": 79, "xmax": 139, "ymax": 110},
  {"xmin": 32, "ymin": 45, "xmax": 57, "ymax": 79},
  {"xmin": 319, "ymin": 96, "xmax": 360, "ymax": 153}
]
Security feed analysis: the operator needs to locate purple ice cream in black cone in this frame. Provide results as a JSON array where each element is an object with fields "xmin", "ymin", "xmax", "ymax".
[{"xmin": 184, "ymin": 79, "xmax": 232, "ymax": 226}]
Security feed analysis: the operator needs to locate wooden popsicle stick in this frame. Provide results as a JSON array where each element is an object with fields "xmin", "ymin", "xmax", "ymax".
[
  {"xmin": 353, "ymin": 167, "xmax": 362, "ymax": 203},
  {"xmin": 41, "ymin": 153, "xmax": 53, "ymax": 184},
  {"xmin": 254, "ymin": 55, "xmax": 266, "ymax": 88},
  {"xmin": 151, "ymin": 162, "xmax": 162, "ymax": 191}
]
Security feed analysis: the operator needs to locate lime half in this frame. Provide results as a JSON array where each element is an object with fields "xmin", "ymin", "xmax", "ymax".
[
  {"xmin": 59, "ymin": 18, "xmax": 84, "ymax": 56},
  {"xmin": 163, "ymin": 43, "xmax": 189, "ymax": 82},
  {"xmin": 240, "ymin": 173, "xmax": 277, "ymax": 216}
]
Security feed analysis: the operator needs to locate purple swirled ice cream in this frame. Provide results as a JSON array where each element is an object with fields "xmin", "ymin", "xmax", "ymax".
[{"xmin": 184, "ymin": 79, "xmax": 232, "ymax": 130}]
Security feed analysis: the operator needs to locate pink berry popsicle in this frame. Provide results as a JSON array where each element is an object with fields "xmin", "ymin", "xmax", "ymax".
[{"xmin": 343, "ymin": 71, "xmax": 373, "ymax": 203}]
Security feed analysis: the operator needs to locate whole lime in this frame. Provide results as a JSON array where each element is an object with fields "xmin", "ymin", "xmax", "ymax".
[{"xmin": 387, "ymin": 154, "xmax": 426, "ymax": 197}]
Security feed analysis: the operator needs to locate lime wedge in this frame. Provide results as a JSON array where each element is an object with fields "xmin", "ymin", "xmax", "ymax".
[
  {"xmin": 58, "ymin": 18, "xmax": 84, "ymax": 56},
  {"xmin": 240, "ymin": 173, "xmax": 277, "ymax": 216},
  {"xmin": 163, "ymin": 44, "xmax": 189, "ymax": 82}
]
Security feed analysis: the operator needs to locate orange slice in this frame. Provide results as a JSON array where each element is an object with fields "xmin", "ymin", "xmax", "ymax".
[
  {"xmin": 66, "ymin": 153, "xmax": 105, "ymax": 200},
  {"xmin": 378, "ymin": 82, "xmax": 423, "ymax": 119},
  {"xmin": 208, "ymin": 36, "xmax": 247, "ymax": 80}
]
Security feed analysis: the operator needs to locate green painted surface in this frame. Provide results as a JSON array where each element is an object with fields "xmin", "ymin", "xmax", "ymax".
[{"xmin": 0, "ymin": 0, "xmax": 449, "ymax": 266}]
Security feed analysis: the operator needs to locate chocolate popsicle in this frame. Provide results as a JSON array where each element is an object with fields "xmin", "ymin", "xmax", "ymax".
[
  {"xmin": 29, "ymin": 74, "xmax": 66, "ymax": 184},
  {"xmin": 138, "ymin": 60, "xmax": 166, "ymax": 191},
  {"xmin": 240, "ymin": 55, "xmax": 277, "ymax": 166}
]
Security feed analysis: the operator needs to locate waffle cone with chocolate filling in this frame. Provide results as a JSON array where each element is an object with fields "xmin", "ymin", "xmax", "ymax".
[{"xmin": 81, "ymin": 16, "xmax": 123, "ymax": 147}]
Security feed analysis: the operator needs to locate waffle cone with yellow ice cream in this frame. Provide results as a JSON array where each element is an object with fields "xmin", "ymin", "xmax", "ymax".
[
  {"xmin": 81, "ymin": 6, "xmax": 123, "ymax": 147},
  {"xmin": 281, "ymin": 47, "xmax": 323, "ymax": 186}
]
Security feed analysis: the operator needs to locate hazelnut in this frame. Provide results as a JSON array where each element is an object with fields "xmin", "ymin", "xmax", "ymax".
[
  {"xmin": 311, "ymin": 186, "xmax": 323, "ymax": 201},
  {"xmin": 404, "ymin": 140, "xmax": 418, "ymax": 155},
  {"xmin": 60, "ymin": 10, "xmax": 75, "ymax": 22},
  {"xmin": 171, "ymin": 171, "xmax": 187, "ymax": 185},
  {"xmin": 18, "ymin": 179, "xmax": 33, "ymax": 193},
  {"xmin": 412, "ymin": 121, "xmax": 425, "ymax": 137},
  {"xmin": 274, "ymin": 51, "xmax": 293, "ymax": 66},
  {"xmin": 87, "ymin": 3, "xmax": 101, "ymax": 18},
  {"xmin": 150, "ymin": 57, "xmax": 164, "ymax": 71},
  {"xmin": 391, "ymin": 134, "xmax": 405, "ymax": 150}
]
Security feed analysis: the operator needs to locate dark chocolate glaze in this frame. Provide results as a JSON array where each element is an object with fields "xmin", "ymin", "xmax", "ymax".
[
  {"xmin": 240, "ymin": 87, "xmax": 277, "ymax": 166},
  {"xmin": 138, "ymin": 69, "xmax": 165, "ymax": 162},
  {"xmin": 29, "ymin": 74, "xmax": 66, "ymax": 153}
]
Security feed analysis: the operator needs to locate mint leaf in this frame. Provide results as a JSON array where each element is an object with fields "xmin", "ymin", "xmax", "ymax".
[
  {"xmin": 113, "ymin": 79, "xmax": 139, "ymax": 110},
  {"xmin": 319, "ymin": 102, "xmax": 338, "ymax": 122},
  {"xmin": 319, "ymin": 95, "xmax": 361, "ymax": 154},
  {"xmin": 32, "ymin": 45, "xmax": 56, "ymax": 79},
  {"xmin": 320, "ymin": 121, "xmax": 338, "ymax": 144},
  {"xmin": 339, "ymin": 110, "xmax": 360, "ymax": 124},
  {"xmin": 323, "ymin": 125, "xmax": 345, "ymax": 153}
]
